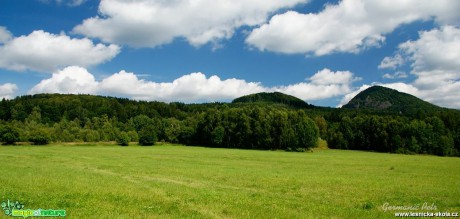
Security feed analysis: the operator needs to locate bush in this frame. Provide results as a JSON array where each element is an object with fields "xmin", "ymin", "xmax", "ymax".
[
  {"xmin": 81, "ymin": 129, "xmax": 101, "ymax": 142},
  {"xmin": 0, "ymin": 125, "xmax": 20, "ymax": 145},
  {"xmin": 116, "ymin": 132, "xmax": 131, "ymax": 146},
  {"xmin": 29, "ymin": 129, "xmax": 51, "ymax": 145},
  {"xmin": 138, "ymin": 126, "xmax": 157, "ymax": 146},
  {"xmin": 127, "ymin": 131, "xmax": 139, "ymax": 142}
]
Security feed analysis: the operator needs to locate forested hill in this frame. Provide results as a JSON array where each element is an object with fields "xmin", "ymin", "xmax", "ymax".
[
  {"xmin": 0, "ymin": 91, "xmax": 459, "ymax": 156},
  {"xmin": 0, "ymin": 93, "xmax": 189, "ymax": 123},
  {"xmin": 232, "ymin": 92, "xmax": 313, "ymax": 108},
  {"xmin": 342, "ymin": 86, "xmax": 441, "ymax": 114}
]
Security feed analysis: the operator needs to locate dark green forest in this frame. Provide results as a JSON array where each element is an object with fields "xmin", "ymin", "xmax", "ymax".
[
  {"xmin": 232, "ymin": 92, "xmax": 313, "ymax": 109},
  {"xmin": 0, "ymin": 86, "xmax": 459, "ymax": 156}
]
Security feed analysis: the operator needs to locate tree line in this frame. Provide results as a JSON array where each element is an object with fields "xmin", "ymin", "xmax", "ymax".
[
  {"xmin": 0, "ymin": 103, "xmax": 319, "ymax": 151},
  {"xmin": 0, "ymin": 94, "xmax": 459, "ymax": 156},
  {"xmin": 325, "ymin": 115, "xmax": 456, "ymax": 156}
]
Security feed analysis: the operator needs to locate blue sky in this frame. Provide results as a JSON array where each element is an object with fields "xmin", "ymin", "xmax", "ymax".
[{"xmin": 0, "ymin": 0, "xmax": 459, "ymax": 108}]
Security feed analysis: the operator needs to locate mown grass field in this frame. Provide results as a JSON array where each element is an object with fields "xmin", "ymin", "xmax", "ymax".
[{"xmin": 0, "ymin": 144, "xmax": 459, "ymax": 218}]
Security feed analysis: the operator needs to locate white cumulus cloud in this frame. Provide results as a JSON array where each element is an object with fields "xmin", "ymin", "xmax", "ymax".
[
  {"xmin": 377, "ymin": 26, "xmax": 460, "ymax": 109},
  {"xmin": 246, "ymin": 0, "xmax": 460, "ymax": 55},
  {"xmin": 400, "ymin": 26, "xmax": 460, "ymax": 79},
  {"xmin": 100, "ymin": 71, "xmax": 267, "ymax": 102},
  {"xmin": 379, "ymin": 54, "xmax": 405, "ymax": 70},
  {"xmin": 0, "ymin": 29, "xmax": 120, "ymax": 72},
  {"xmin": 274, "ymin": 69, "xmax": 357, "ymax": 100},
  {"xmin": 0, "ymin": 83, "xmax": 18, "ymax": 99},
  {"xmin": 29, "ymin": 67, "xmax": 359, "ymax": 103},
  {"xmin": 344, "ymin": 26, "xmax": 460, "ymax": 109},
  {"xmin": 73, "ymin": 0, "xmax": 308, "ymax": 48},
  {"xmin": 0, "ymin": 26, "xmax": 12, "ymax": 44},
  {"xmin": 29, "ymin": 66, "xmax": 99, "ymax": 94},
  {"xmin": 382, "ymin": 71, "xmax": 408, "ymax": 79}
]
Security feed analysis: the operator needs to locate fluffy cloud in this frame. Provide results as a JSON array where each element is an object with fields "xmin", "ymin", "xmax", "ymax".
[
  {"xmin": 419, "ymin": 80, "xmax": 460, "ymax": 108},
  {"xmin": 0, "ymin": 26, "xmax": 12, "ymax": 44},
  {"xmin": 401, "ymin": 27, "xmax": 460, "ymax": 108},
  {"xmin": 246, "ymin": 0, "xmax": 460, "ymax": 55},
  {"xmin": 382, "ymin": 71, "xmax": 408, "ymax": 79},
  {"xmin": 29, "ymin": 66, "xmax": 99, "ymax": 94},
  {"xmin": 344, "ymin": 26, "xmax": 460, "ymax": 109},
  {"xmin": 73, "ymin": 0, "xmax": 308, "ymax": 48},
  {"xmin": 0, "ymin": 83, "xmax": 18, "ymax": 99},
  {"xmin": 29, "ymin": 67, "xmax": 358, "ymax": 103},
  {"xmin": 0, "ymin": 29, "xmax": 120, "ymax": 72},
  {"xmin": 386, "ymin": 26, "xmax": 460, "ymax": 108},
  {"xmin": 400, "ymin": 26, "xmax": 460, "ymax": 79},
  {"xmin": 378, "ymin": 54, "xmax": 404, "ymax": 70},
  {"xmin": 100, "ymin": 71, "xmax": 266, "ymax": 102},
  {"xmin": 29, "ymin": 67, "xmax": 268, "ymax": 102},
  {"xmin": 274, "ymin": 69, "xmax": 357, "ymax": 100},
  {"xmin": 101, "ymin": 68, "xmax": 357, "ymax": 102}
]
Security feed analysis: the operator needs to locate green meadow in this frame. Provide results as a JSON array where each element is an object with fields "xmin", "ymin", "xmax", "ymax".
[{"xmin": 0, "ymin": 144, "xmax": 459, "ymax": 218}]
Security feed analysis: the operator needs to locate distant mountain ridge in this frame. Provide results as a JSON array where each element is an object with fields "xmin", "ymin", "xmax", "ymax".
[
  {"xmin": 232, "ymin": 92, "xmax": 313, "ymax": 108},
  {"xmin": 342, "ymin": 86, "xmax": 442, "ymax": 114}
]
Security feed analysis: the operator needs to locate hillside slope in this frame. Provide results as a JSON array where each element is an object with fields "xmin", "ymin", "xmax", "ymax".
[
  {"xmin": 232, "ymin": 92, "xmax": 313, "ymax": 108},
  {"xmin": 342, "ymin": 86, "xmax": 441, "ymax": 114}
]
